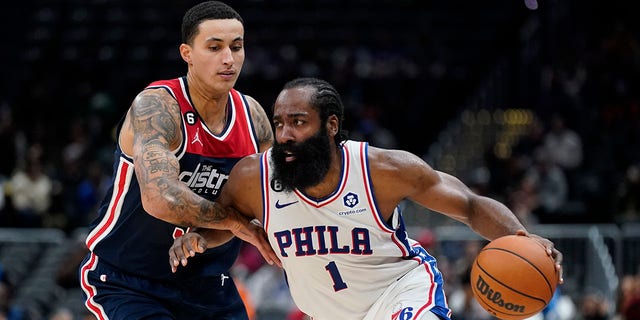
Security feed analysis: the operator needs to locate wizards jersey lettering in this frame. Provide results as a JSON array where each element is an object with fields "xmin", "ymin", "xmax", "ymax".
[{"xmin": 179, "ymin": 163, "xmax": 230, "ymax": 196}]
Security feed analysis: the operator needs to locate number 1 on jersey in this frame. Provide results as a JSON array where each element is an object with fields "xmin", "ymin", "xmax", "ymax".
[{"xmin": 325, "ymin": 261, "xmax": 348, "ymax": 291}]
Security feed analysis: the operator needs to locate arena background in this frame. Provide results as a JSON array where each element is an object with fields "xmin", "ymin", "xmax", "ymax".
[{"xmin": 0, "ymin": 0, "xmax": 638, "ymax": 319}]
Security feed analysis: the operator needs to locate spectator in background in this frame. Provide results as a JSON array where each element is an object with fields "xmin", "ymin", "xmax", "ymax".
[
  {"xmin": 512, "ymin": 116, "xmax": 547, "ymax": 160},
  {"xmin": 67, "ymin": 160, "xmax": 110, "ymax": 232},
  {"xmin": 59, "ymin": 117, "xmax": 91, "ymax": 230},
  {"xmin": 579, "ymin": 291, "xmax": 609, "ymax": 320},
  {"xmin": 618, "ymin": 274, "xmax": 640, "ymax": 320},
  {"xmin": 507, "ymin": 168, "xmax": 541, "ymax": 227},
  {"xmin": 614, "ymin": 163, "xmax": 640, "ymax": 223},
  {"xmin": 7, "ymin": 144, "xmax": 53, "ymax": 227},
  {"xmin": 543, "ymin": 113, "xmax": 583, "ymax": 180},
  {"xmin": 47, "ymin": 307, "xmax": 74, "ymax": 320},
  {"xmin": 528, "ymin": 287, "xmax": 576, "ymax": 320},
  {"xmin": 525, "ymin": 147, "xmax": 569, "ymax": 224},
  {"xmin": 447, "ymin": 265, "xmax": 493, "ymax": 320},
  {"xmin": 623, "ymin": 298, "xmax": 640, "ymax": 320}
]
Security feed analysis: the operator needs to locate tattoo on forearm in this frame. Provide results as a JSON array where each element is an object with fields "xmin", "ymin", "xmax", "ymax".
[
  {"xmin": 137, "ymin": 142, "xmax": 178, "ymax": 187},
  {"xmin": 171, "ymin": 195, "xmax": 229, "ymax": 227},
  {"xmin": 199, "ymin": 202, "xmax": 229, "ymax": 222},
  {"xmin": 142, "ymin": 143, "xmax": 172, "ymax": 174}
]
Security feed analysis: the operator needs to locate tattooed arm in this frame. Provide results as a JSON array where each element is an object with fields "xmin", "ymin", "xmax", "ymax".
[
  {"xmin": 125, "ymin": 89, "xmax": 278, "ymax": 265},
  {"xmin": 123, "ymin": 89, "xmax": 240, "ymax": 229},
  {"xmin": 245, "ymin": 95, "xmax": 274, "ymax": 152}
]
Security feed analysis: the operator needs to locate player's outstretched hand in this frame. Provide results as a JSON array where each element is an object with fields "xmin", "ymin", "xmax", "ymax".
[
  {"xmin": 169, "ymin": 231, "xmax": 207, "ymax": 273},
  {"xmin": 226, "ymin": 213, "xmax": 282, "ymax": 268},
  {"xmin": 516, "ymin": 229, "xmax": 564, "ymax": 284}
]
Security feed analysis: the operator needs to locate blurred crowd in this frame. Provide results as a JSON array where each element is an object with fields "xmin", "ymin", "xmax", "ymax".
[
  {"xmin": 1, "ymin": 0, "xmax": 640, "ymax": 319},
  {"xmin": 0, "ymin": 0, "xmax": 637, "ymax": 235}
]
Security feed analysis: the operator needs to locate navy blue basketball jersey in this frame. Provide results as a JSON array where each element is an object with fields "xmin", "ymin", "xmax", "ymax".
[{"xmin": 84, "ymin": 77, "xmax": 260, "ymax": 280}]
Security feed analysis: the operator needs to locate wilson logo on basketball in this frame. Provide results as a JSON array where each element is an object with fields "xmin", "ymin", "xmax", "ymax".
[{"xmin": 475, "ymin": 275, "xmax": 525, "ymax": 313}]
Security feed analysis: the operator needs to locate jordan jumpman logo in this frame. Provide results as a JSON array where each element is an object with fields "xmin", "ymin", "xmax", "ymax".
[{"xmin": 192, "ymin": 127, "xmax": 203, "ymax": 146}]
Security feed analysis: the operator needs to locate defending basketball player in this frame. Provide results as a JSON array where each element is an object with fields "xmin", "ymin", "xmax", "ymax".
[
  {"xmin": 79, "ymin": 2, "xmax": 278, "ymax": 319},
  {"xmin": 169, "ymin": 77, "xmax": 564, "ymax": 320}
]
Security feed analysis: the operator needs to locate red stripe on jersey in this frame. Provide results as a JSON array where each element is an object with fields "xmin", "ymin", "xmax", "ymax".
[{"xmin": 86, "ymin": 160, "xmax": 131, "ymax": 250}]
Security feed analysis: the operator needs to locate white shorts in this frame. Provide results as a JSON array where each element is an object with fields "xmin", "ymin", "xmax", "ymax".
[{"xmin": 363, "ymin": 265, "xmax": 451, "ymax": 320}]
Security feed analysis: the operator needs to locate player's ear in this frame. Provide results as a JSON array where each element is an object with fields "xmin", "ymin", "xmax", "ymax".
[
  {"xmin": 327, "ymin": 115, "xmax": 339, "ymax": 136},
  {"xmin": 179, "ymin": 43, "xmax": 192, "ymax": 64}
]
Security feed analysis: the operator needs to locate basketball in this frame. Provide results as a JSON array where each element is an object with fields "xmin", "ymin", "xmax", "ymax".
[{"xmin": 470, "ymin": 235, "xmax": 559, "ymax": 319}]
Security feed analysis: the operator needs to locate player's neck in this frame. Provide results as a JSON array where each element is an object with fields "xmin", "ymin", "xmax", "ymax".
[
  {"xmin": 186, "ymin": 78, "xmax": 231, "ymax": 134},
  {"xmin": 186, "ymin": 74, "xmax": 230, "ymax": 112},
  {"xmin": 191, "ymin": 94, "xmax": 230, "ymax": 135},
  {"xmin": 300, "ymin": 149, "xmax": 343, "ymax": 198}
]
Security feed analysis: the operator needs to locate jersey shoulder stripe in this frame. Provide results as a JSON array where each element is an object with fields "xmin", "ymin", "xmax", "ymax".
[{"xmin": 86, "ymin": 157, "xmax": 134, "ymax": 250}]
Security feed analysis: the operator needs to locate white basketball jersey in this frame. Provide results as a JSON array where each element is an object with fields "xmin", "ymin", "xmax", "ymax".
[{"xmin": 261, "ymin": 140, "xmax": 447, "ymax": 319}]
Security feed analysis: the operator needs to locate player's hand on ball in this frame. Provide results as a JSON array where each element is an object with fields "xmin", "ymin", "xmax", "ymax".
[
  {"xmin": 169, "ymin": 231, "xmax": 208, "ymax": 273},
  {"xmin": 516, "ymin": 230, "xmax": 564, "ymax": 284}
]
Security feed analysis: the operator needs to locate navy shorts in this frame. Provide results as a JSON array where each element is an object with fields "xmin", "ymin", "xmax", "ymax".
[{"xmin": 79, "ymin": 253, "xmax": 249, "ymax": 320}]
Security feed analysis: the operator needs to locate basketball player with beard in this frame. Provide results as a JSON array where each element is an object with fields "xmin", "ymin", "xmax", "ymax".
[{"xmin": 169, "ymin": 77, "xmax": 564, "ymax": 320}]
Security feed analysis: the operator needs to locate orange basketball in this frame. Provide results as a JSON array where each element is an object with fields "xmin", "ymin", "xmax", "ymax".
[{"xmin": 470, "ymin": 235, "xmax": 559, "ymax": 320}]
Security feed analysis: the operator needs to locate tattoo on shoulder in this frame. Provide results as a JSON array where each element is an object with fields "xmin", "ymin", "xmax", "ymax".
[
  {"xmin": 254, "ymin": 112, "xmax": 274, "ymax": 147},
  {"xmin": 248, "ymin": 99, "xmax": 274, "ymax": 149},
  {"xmin": 131, "ymin": 90, "xmax": 182, "ymax": 193},
  {"xmin": 131, "ymin": 90, "xmax": 180, "ymax": 145}
]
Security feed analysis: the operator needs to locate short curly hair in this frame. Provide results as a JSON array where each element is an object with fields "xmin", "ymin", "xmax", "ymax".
[{"xmin": 181, "ymin": 1, "xmax": 244, "ymax": 45}]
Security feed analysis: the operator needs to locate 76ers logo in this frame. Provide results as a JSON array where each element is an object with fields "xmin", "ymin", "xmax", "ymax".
[{"xmin": 391, "ymin": 305, "xmax": 414, "ymax": 320}]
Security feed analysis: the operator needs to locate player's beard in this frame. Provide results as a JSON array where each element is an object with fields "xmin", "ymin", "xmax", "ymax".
[{"xmin": 271, "ymin": 126, "xmax": 332, "ymax": 193}]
